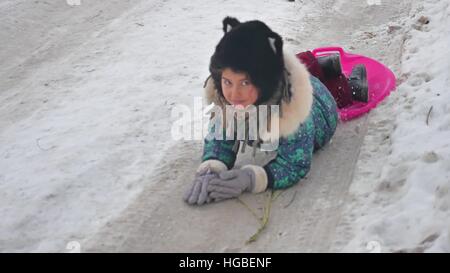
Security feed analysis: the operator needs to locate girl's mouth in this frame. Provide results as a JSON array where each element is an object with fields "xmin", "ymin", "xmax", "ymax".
[{"xmin": 231, "ymin": 101, "xmax": 246, "ymax": 107}]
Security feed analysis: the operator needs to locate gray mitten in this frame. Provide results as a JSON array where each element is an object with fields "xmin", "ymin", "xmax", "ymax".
[
  {"xmin": 207, "ymin": 168, "xmax": 256, "ymax": 200},
  {"xmin": 183, "ymin": 169, "xmax": 219, "ymax": 205}
]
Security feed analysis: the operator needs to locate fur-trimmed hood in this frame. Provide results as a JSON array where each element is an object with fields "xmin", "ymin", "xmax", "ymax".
[{"xmin": 204, "ymin": 50, "xmax": 314, "ymax": 138}]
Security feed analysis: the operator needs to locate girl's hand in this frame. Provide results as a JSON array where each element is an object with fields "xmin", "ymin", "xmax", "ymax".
[
  {"xmin": 183, "ymin": 169, "xmax": 218, "ymax": 205},
  {"xmin": 206, "ymin": 169, "xmax": 256, "ymax": 200}
]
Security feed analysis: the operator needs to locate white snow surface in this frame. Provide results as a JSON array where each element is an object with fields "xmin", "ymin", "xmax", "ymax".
[
  {"xmin": 341, "ymin": 0, "xmax": 450, "ymax": 252},
  {"xmin": 0, "ymin": 0, "xmax": 449, "ymax": 252},
  {"xmin": 0, "ymin": 0, "xmax": 312, "ymax": 252}
]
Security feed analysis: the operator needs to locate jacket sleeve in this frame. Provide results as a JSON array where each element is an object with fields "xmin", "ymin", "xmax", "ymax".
[
  {"xmin": 199, "ymin": 122, "xmax": 238, "ymax": 173},
  {"xmin": 263, "ymin": 116, "xmax": 315, "ymax": 190}
]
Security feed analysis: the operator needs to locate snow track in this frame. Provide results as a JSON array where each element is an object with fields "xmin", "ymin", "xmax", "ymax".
[
  {"xmin": 83, "ymin": 0, "xmax": 411, "ymax": 252},
  {"xmin": 1, "ymin": 0, "xmax": 411, "ymax": 252}
]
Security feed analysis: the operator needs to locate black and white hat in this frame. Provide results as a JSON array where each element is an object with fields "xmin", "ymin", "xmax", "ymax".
[{"xmin": 209, "ymin": 17, "xmax": 289, "ymax": 105}]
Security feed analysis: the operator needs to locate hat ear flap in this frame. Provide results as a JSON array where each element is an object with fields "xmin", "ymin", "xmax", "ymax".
[
  {"xmin": 267, "ymin": 32, "xmax": 283, "ymax": 57},
  {"xmin": 222, "ymin": 16, "xmax": 240, "ymax": 33}
]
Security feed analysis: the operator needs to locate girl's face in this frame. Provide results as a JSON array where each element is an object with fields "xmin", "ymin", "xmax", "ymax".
[{"xmin": 221, "ymin": 68, "xmax": 259, "ymax": 108}]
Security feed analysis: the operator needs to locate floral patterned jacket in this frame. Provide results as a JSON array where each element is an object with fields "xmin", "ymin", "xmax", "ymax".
[{"xmin": 198, "ymin": 51, "xmax": 338, "ymax": 192}]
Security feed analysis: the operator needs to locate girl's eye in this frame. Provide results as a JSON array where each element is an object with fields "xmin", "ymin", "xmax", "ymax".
[
  {"xmin": 223, "ymin": 79, "xmax": 231, "ymax": 85},
  {"xmin": 242, "ymin": 80, "xmax": 250, "ymax": 86}
]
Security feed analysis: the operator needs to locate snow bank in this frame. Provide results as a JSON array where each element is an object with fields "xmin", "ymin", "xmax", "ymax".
[{"xmin": 343, "ymin": 0, "xmax": 450, "ymax": 252}]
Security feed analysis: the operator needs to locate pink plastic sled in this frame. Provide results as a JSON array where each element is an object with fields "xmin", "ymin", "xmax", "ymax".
[{"xmin": 311, "ymin": 46, "xmax": 396, "ymax": 121}]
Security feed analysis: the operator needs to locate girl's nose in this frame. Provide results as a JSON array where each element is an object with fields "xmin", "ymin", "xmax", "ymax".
[{"xmin": 230, "ymin": 86, "xmax": 243, "ymax": 100}]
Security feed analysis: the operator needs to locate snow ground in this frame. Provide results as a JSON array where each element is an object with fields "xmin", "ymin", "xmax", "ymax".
[
  {"xmin": 1, "ymin": 0, "xmax": 325, "ymax": 252},
  {"xmin": 0, "ymin": 0, "xmax": 448, "ymax": 253},
  {"xmin": 83, "ymin": 0, "xmax": 411, "ymax": 253},
  {"xmin": 338, "ymin": 0, "xmax": 450, "ymax": 253}
]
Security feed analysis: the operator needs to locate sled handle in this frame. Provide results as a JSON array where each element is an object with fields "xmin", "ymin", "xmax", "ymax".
[{"xmin": 312, "ymin": 46, "xmax": 345, "ymax": 57}]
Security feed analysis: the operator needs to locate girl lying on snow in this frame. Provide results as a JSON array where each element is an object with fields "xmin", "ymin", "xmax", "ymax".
[{"xmin": 184, "ymin": 17, "xmax": 368, "ymax": 205}]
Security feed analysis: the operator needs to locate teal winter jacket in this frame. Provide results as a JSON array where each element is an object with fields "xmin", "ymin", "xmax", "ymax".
[{"xmin": 198, "ymin": 51, "xmax": 338, "ymax": 193}]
